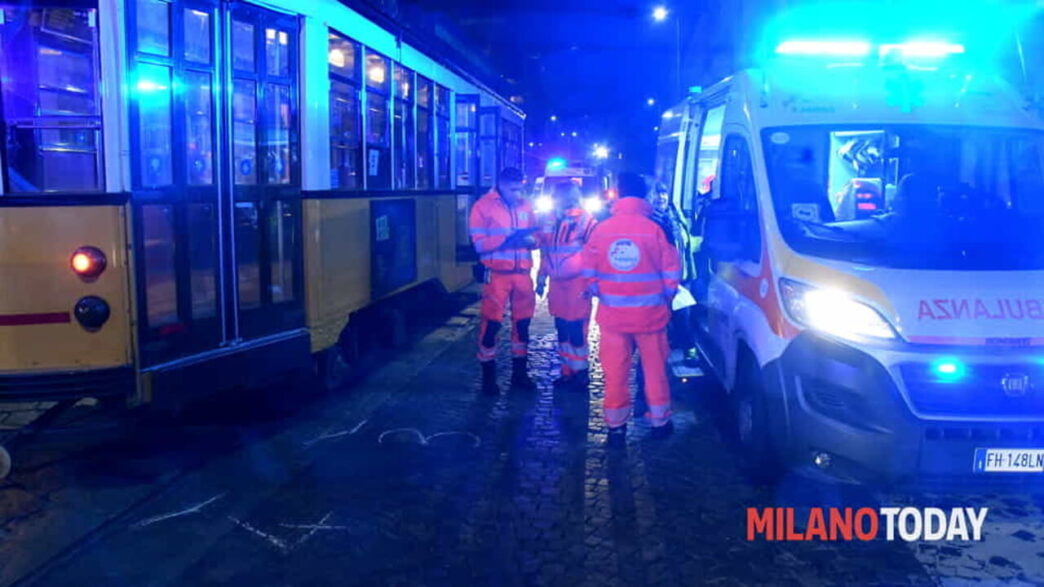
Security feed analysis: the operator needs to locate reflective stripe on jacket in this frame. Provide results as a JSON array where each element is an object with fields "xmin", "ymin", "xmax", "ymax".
[
  {"xmin": 469, "ymin": 189, "xmax": 536, "ymax": 272},
  {"xmin": 538, "ymin": 208, "xmax": 597, "ymax": 281},
  {"xmin": 581, "ymin": 197, "xmax": 681, "ymax": 333}
]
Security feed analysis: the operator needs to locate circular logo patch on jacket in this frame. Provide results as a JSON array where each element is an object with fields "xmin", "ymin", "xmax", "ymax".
[{"xmin": 608, "ymin": 239, "xmax": 640, "ymax": 271}]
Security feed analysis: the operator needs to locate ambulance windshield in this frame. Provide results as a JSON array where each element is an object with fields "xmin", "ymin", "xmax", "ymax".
[{"xmin": 763, "ymin": 125, "xmax": 1044, "ymax": 270}]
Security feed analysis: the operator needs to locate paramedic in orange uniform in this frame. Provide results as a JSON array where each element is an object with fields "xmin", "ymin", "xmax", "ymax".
[
  {"xmin": 582, "ymin": 172, "xmax": 681, "ymax": 444},
  {"xmin": 469, "ymin": 168, "xmax": 539, "ymax": 395},
  {"xmin": 535, "ymin": 182, "xmax": 598, "ymax": 389}
]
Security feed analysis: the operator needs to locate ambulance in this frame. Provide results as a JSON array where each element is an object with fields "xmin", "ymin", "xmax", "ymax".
[
  {"xmin": 659, "ymin": 40, "xmax": 1044, "ymax": 484},
  {"xmin": 534, "ymin": 159, "xmax": 611, "ymax": 217}
]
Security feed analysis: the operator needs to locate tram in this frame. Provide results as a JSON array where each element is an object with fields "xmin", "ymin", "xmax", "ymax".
[{"xmin": 0, "ymin": 0, "xmax": 524, "ymax": 475}]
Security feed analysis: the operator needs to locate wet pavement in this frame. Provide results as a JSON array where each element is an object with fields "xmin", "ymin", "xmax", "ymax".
[{"xmin": 2, "ymin": 296, "xmax": 1044, "ymax": 586}]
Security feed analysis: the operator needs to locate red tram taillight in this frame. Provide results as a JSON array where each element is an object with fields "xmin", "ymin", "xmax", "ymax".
[{"xmin": 70, "ymin": 247, "xmax": 107, "ymax": 280}]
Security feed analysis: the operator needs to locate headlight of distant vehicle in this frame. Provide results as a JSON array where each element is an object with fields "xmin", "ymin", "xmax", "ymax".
[
  {"xmin": 778, "ymin": 278, "xmax": 897, "ymax": 342},
  {"xmin": 535, "ymin": 195, "xmax": 555, "ymax": 214},
  {"xmin": 582, "ymin": 196, "xmax": 604, "ymax": 214}
]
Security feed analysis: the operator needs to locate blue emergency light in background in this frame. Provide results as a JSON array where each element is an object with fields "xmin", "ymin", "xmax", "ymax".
[
  {"xmin": 774, "ymin": 39, "xmax": 965, "ymax": 59},
  {"xmin": 546, "ymin": 157, "xmax": 567, "ymax": 172}
]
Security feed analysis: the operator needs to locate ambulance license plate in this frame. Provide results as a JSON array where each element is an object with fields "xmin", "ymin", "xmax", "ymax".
[{"xmin": 973, "ymin": 448, "xmax": 1044, "ymax": 473}]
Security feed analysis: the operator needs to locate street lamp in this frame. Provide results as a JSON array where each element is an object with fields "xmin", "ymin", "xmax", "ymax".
[
  {"xmin": 651, "ymin": 6, "xmax": 681, "ymax": 98},
  {"xmin": 647, "ymin": 98, "xmax": 656, "ymax": 106},
  {"xmin": 593, "ymin": 145, "xmax": 610, "ymax": 159}
]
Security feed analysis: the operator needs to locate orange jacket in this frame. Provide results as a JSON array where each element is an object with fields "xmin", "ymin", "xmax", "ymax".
[
  {"xmin": 538, "ymin": 208, "xmax": 597, "ymax": 281},
  {"xmin": 469, "ymin": 189, "xmax": 536, "ymax": 272},
  {"xmin": 582, "ymin": 197, "xmax": 681, "ymax": 333}
]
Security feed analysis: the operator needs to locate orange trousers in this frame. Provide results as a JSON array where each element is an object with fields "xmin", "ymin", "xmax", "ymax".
[
  {"xmin": 600, "ymin": 328, "xmax": 672, "ymax": 428},
  {"xmin": 477, "ymin": 271, "xmax": 536, "ymax": 361},
  {"xmin": 549, "ymin": 276, "xmax": 592, "ymax": 375}
]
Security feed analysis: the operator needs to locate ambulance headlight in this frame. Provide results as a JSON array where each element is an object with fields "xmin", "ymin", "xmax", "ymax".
[
  {"xmin": 779, "ymin": 278, "xmax": 897, "ymax": 342},
  {"xmin": 535, "ymin": 195, "xmax": 555, "ymax": 214},
  {"xmin": 582, "ymin": 196, "xmax": 604, "ymax": 214}
]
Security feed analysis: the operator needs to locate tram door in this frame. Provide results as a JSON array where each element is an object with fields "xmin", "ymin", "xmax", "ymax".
[{"xmin": 129, "ymin": 0, "xmax": 303, "ymax": 366}]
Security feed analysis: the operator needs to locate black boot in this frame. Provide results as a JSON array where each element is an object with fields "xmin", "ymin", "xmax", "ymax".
[
  {"xmin": 573, "ymin": 369, "xmax": 590, "ymax": 389},
  {"xmin": 607, "ymin": 424, "xmax": 627, "ymax": 448},
  {"xmin": 553, "ymin": 373, "xmax": 575, "ymax": 388},
  {"xmin": 650, "ymin": 420, "xmax": 674, "ymax": 439},
  {"xmin": 511, "ymin": 356, "xmax": 536, "ymax": 390},
  {"xmin": 480, "ymin": 361, "xmax": 499, "ymax": 396}
]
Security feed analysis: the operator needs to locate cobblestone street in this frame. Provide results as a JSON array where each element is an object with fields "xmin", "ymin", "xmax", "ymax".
[{"xmin": 1, "ymin": 299, "xmax": 1043, "ymax": 586}]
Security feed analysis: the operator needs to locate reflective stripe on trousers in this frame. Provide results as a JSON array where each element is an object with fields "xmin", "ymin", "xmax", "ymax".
[
  {"xmin": 599, "ymin": 327, "xmax": 672, "ymax": 428},
  {"xmin": 558, "ymin": 341, "xmax": 589, "ymax": 374}
]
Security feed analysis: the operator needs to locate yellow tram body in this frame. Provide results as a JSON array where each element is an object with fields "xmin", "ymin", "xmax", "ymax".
[{"xmin": 0, "ymin": 0, "xmax": 523, "ymax": 413}]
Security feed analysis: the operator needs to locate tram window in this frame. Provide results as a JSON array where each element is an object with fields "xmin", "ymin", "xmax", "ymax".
[
  {"xmin": 265, "ymin": 28, "xmax": 289, "ymax": 77},
  {"xmin": 502, "ymin": 121, "xmax": 522, "ymax": 172},
  {"xmin": 479, "ymin": 137, "xmax": 496, "ymax": 187},
  {"xmin": 142, "ymin": 205, "xmax": 179, "ymax": 327},
  {"xmin": 393, "ymin": 66, "xmax": 415, "ymax": 189},
  {"xmin": 269, "ymin": 201, "xmax": 297, "ymax": 303},
  {"xmin": 232, "ymin": 20, "xmax": 255, "ymax": 72},
  {"xmin": 416, "ymin": 77, "xmax": 433, "ymax": 189},
  {"xmin": 184, "ymin": 71, "xmax": 213, "ymax": 185},
  {"xmin": 366, "ymin": 90, "xmax": 390, "ymax": 189},
  {"xmin": 417, "ymin": 78, "xmax": 432, "ymax": 109},
  {"xmin": 479, "ymin": 109, "xmax": 498, "ymax": 186},
  {"xmin": 136, "ymin": 0, "xmax": 170, "ymax": 57},
  {"xmin": 0, "ymin": 7, "xmax": 104, "ymax": 193},
  {"xmin": 330, "ymin": 80, "xmax": 361, "ymax": 189},
  {"xmin": 329, "ymin": 31, "xmax": 361, "ymax": 190},
  {"xmin": 188, "ymin": 203, "xmax": 218, "ymax": 320},
  {"xmin": 328, "ymin": 33, "xmax": 358, "ymax": 80},
  {"xmin": 454, "ymin": 97, "xmax": 477, "ymax": 187},
  {"xmin": 235, "ymin": 202, "xmax": 262, "ymax": 310},
  {"xmin": 417, "ymin": 110, "xmax": 433, "ymax": 190},
  {"xmin": 366, "ymin": 52, "xmax": 389, "ymax": 93},
  {"xmin": 6, "ymin": 128, "xmax": 104, "ymax": 192},
  {"xmin": 265, "ymin": 83, "xmax": 291, "ymax": 185},
  {"xmin": 366, "ymin": 93, "xmax": 389, "ymax": 146},
  {"xmin": 233, "ymin": 79, "xmax": 257, "ymax": 185},
  {"xmin": 435, "ymin": 86, "xmax": 451, "ymax": 189},
  {"xmin": 37, "ymin": 46, "xmax": 98, "ymax": 116},
  {"xmin": 184, "ymin": 8, "xmax": 211, "ymax": 64},
  {"xmin": 137, "ymin": 63, "xmax": 174, "ymax": 188}
]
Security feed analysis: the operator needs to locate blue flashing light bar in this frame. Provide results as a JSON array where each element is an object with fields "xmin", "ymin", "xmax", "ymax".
[
  {"xmin": 775, "ymin": 40, "xmax": 871, "ymax": 56},
  {"xmin": 775, "ymin": 39, "xmax": 965, "ymax": 59},
  {"xmin": 879, "ymin": 41, "xmax": 965, "ymax": 58},
  {"xmin": 546, "ymin": 157, "xmax": 567, "ymax": 172}
]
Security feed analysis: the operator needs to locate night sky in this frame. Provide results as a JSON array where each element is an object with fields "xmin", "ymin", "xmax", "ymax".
[{"xmin": 401, "ymin": 0, "xmax": 706, "ymax": 172}]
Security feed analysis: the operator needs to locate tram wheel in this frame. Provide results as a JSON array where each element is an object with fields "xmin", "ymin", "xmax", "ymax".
[{"xmin": 0, "ymin": 445, "xmax": 11, "ymax": 480}]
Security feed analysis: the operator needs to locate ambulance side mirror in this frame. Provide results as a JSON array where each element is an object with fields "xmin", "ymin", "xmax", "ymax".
[{"xmin": 702, "ymin": 199, "xmax": 753, "ymax": 263}]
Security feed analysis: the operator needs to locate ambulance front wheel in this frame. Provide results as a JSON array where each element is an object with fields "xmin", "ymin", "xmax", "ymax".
[
  {"xmin": 733, "ymin": 354, "xmax": 781, "ymax": 484},
  {"xmin": 0, "ymin": 445, "xmax": 11, "ymax": 480}
]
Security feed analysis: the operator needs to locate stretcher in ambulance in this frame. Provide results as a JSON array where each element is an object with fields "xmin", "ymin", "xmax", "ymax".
[{"xmin": 671, "ymin": 41, "xmax": 1044, "ymax": 484}]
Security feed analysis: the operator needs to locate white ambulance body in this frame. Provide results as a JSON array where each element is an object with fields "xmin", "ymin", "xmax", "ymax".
[{"xmin": 662, "ymin": 45, "xmax": 1044, "ymax": 483}]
